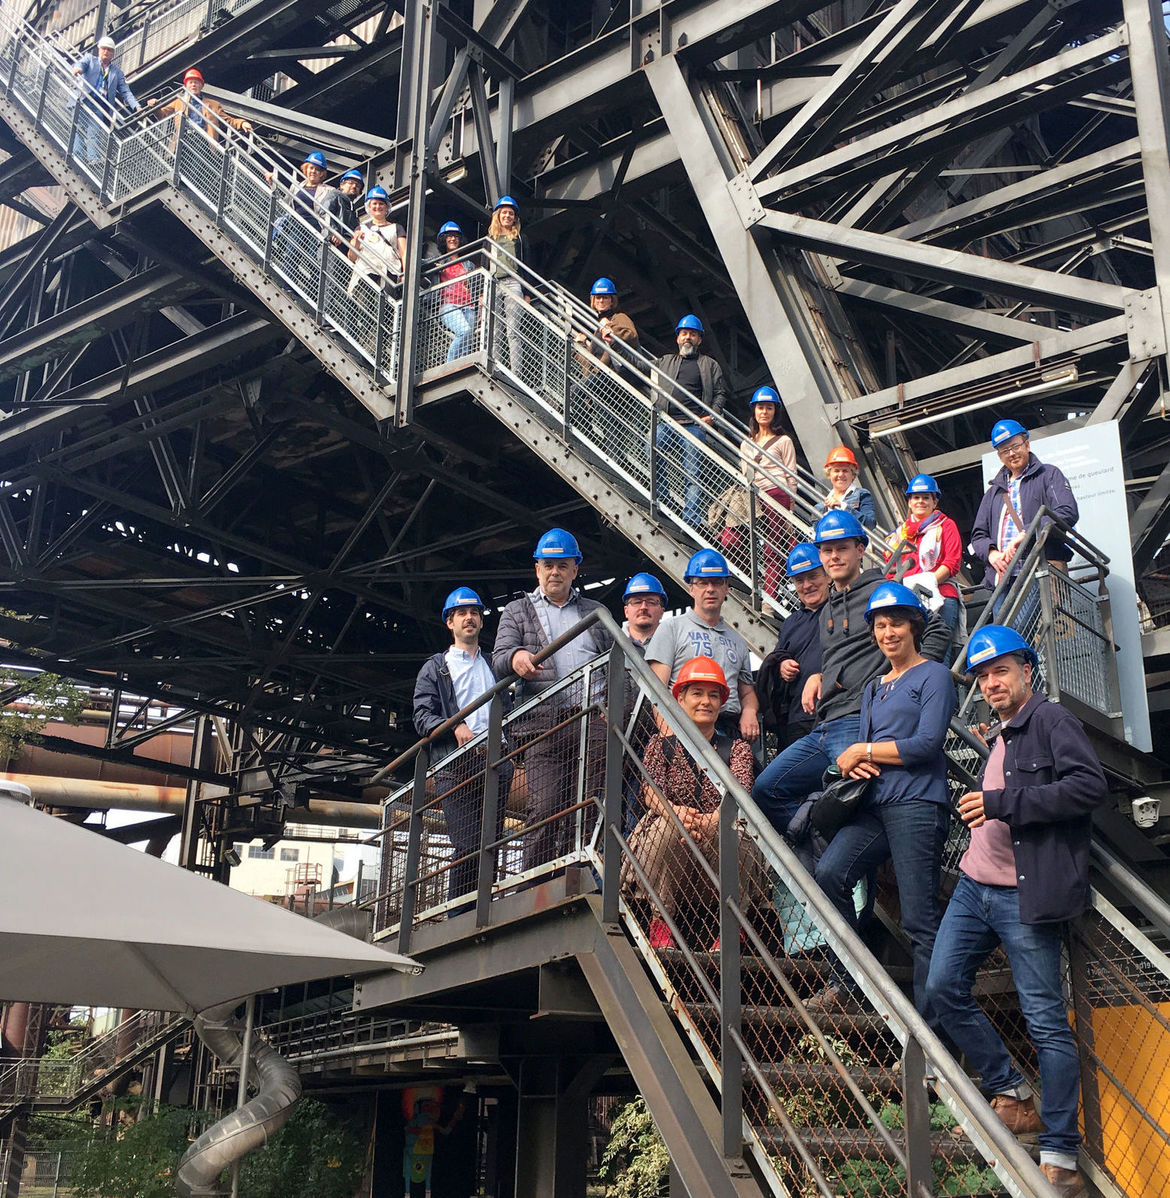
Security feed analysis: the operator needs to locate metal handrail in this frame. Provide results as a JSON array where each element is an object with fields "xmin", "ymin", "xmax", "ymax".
[{"xmin": 372, "ymin": 606, "xmax": 1060, "ymax": 1197}]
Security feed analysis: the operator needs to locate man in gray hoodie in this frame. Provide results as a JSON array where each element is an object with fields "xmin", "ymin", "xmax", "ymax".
[{"xmin": 752, "ymin": 510, "xmax": 950, "ymax": 835}]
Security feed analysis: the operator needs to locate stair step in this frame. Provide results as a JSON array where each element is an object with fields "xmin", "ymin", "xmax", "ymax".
[
  {"xmin": 684, "ymin": 1000, "xmax": 888, "ymax": 1035},
  {"xmin": 759, "ymin": 1060, "xmax": 902, "ymax": 1096},
  {"xmin": 761, "ymin": 1126, "xmax": 986, "ymax": 1165}
]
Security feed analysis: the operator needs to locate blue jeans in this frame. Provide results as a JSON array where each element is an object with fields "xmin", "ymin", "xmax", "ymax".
[
  {"xmin": 939, "ymin": 595, "xmax": 961, "ymax": 667},
  {"xmin": 441, "ymin": 303, "xmax": 475, "ymax": 360},
  {"xmin": 816, "ymin": 801, "xmax": 950, "ymax": 1020},
  {"xmin": 654, "ymin": 422, "xmax": 707, "ymax": 527},
  {"xmin": 752, "ymin": 714, "xmax": 862, "ymax": 835},
  {"xmin": 925, "ymin": 874, "xmax": 1080, "ymax": 1163}
]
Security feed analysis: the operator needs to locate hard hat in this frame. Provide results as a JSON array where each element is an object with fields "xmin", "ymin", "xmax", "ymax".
[
  {"xmin": 365, "ymin": 186, "xmax": 389, "ymax": 202},
  {"xmin": 824, "ymin": 445, "xmax": 858, "ymax": 469},
  {"xmin": 97, "ymin": 35, "xmax": 116, "ymax": 49},
  {"xmin": 750, "ymin": 385, "xmax": 780, "ymax": 408},
  {"xmin": 865, "ymin": 581, "xmax": 925, "ymax": 623},
  {"xmin": 813, "ymin": 510, "xmax": 869, "ymax": 548},
  {"xmin": 533, "ymin": 528, "xmax": 582, "ymax": 563},
  {"xmin": 965, "ymin": 624, "xmax": 1038, "ymax": 672},
  {"xmin": 684, "ymin": 548, "xmax": 730, "ymax": 581},
  {"xmin": 438, "ymin": 220, "xmax": 462, "ymax": 237},
  {"xmin": 303, "ymin": 151, "xmax": 327, "ymax": 169},
  {"xmin": 672, "ymin": 656, "xmax": 730, "ymax": 704},
  {"xmin": 494, "ymin": 195, "xmax": 517, "ymax": 211},
  {"xmin": 623, "ymin": 572, "xmax": 667, "ymax": 602},
  {"xmin": 905, "ymin": 473, "xmax": 940, "ymax": 496},
  {"xmin": 590, "ymin": 277, "xmax": 617, "ymax": 296},
  {"xmin": 990, "ymin": 419, "xmax": 1028, "ymax": 448},
  {"xmin": 340, "ymin": 169, "xmax": 364, "ymax": 183},
  {"xmin": 675, "ymin": 314, "xmax": 704, "ymax": 335},
  {"xmin": 183, "ymin": 67, "xmax": 203, "ymax": 84},
  {"xmin": 786, "ymin": 543, "xmax": 822, "ymax": 577},
  {"xmin": 441, "ymin": 587, "xmax": 485, "ymax": 622}
]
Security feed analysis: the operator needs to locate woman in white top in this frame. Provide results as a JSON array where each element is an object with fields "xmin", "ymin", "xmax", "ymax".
[
  {"xmin": 348, "ymin": 185, "xmax": 407, "ymax": 296},
  {"xmin": 733, "ymin": 385, "xmax": 797, "ymax": 597}
]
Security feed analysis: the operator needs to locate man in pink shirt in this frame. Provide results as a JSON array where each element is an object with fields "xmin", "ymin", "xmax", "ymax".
[{"xmin": 925, "ymin": 625, "xmax": 1107, "ymax": 1198}]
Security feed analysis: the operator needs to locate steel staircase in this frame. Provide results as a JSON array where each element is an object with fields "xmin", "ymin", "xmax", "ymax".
[
  {"xmin": 361, "ymin": 610, "xmax": 1170, "ymax": 1198},
  {"xmin": 0, "ymin": 0, "xmax": 845, "ymax": 654},
  {"xmin": 0, "ymin": 1009, "xmax": 188, "ymax": 1123}
]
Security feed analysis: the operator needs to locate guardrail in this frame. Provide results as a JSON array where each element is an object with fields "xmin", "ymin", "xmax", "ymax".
[
  {"xmin": 955, "ymin": 506, "xmax": 1122, "ymax": 731},
  {"xmin": 368, "ymin": 606, "xmax": 1091, "ymax": 1198}
]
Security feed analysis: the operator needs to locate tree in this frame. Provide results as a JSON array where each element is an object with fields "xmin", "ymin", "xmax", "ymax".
[
  {"xmin": 0, "ymin": 653, "xmax": 84, "ymax": 763},
  {"xmin": 71, "ymin": 1102, "xmax": 202, "ymax": 1198},
  {"xmin": 239, "ymin": 1097, "xmax": 365, "ymax": 1198},
  {"xmin": 598, "ymin": 1099, "xmax": 670, "ymax": 1198}
]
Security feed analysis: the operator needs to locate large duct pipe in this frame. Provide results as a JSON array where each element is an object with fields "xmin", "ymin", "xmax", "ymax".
[
  {"xmin": 0, "ymin": 773, "xmax": 383, "ymax": 828},
  {"xmin": 175, "ymin": 1003, "xmax": 302, "ymax": 1198}
]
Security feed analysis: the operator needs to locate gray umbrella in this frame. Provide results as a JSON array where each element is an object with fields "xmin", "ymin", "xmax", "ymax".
[{"xmin": 0, "ymin": 791, "xmax": 417, "ymax": 1013}]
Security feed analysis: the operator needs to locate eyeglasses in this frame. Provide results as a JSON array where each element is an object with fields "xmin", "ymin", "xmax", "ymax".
[
  {"xmin": 625, "ymin": 597, "xmax": 664, "ymax": 608},
  {"xmin": 996, "ymin": 436, "xmax": 1028, "ymax": 458}
]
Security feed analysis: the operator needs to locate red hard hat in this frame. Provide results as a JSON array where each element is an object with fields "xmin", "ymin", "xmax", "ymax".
[
  {"xmin": 183, "ymin": 67, "xmax": 203, "ymax": 83},
  {"xmin": 672, "ymin": 656, "xmax": 730, "ymax": 704},
  {"xmin": 824, "ymin": 445, "xmax": 858, "ymax": 469}
]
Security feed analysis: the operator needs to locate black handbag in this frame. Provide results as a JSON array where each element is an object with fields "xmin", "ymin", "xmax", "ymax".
[{"xmin": 810, "ymin": 771, "xmax": 871, "ymax": 840}]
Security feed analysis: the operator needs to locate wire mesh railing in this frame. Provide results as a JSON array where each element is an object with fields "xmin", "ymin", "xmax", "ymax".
[
  {"xmin": 370, "ymin": 607, "xmax": 1101, "ymax": 1198},
  {"xmin": 955, "ymin": 507, "xmax": 1122, "ymax": 731}
]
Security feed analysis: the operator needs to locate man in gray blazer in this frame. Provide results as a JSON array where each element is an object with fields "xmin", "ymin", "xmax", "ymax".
[{"xmin": 493, "ymin": 528, "xmax": 614, "ymax": 873}]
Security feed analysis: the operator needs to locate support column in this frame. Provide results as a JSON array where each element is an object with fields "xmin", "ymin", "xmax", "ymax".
[{"xmin": 513, "ymin": 1056, "xmax": 608, "ymax": 1198}]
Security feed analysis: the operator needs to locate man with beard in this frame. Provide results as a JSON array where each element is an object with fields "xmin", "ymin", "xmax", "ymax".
[{"xmin": 651, "ymin": 314, "xmax": 728, "ymax": 527}]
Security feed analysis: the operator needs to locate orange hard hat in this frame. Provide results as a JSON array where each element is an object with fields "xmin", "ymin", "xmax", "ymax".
[
  {"xmin": 824, "ymin": 445, "xmax": 858, "ymax": 469},
  {"xmin": 183, "ymin": 67, "xmax": 203, "ymax": 83},
  {"xmin": 672, "ymin": 656, "xmax": 730, "ymax": 704}
]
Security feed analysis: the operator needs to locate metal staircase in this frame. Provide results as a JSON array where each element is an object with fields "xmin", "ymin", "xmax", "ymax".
[
  {"xmin": 0, "ymin": 1009, "xmax": 188, "ymax": 1123},
  {"xmin": 356, "ymin": 608, "xmax": 1170, "ymax": 1198},
  {"xmin": 0, "ymin": 0, "xmax": 848, "ymax": 653}
]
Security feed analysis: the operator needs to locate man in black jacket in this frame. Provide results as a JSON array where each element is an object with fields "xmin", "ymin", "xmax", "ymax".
[
  {"xmin": 752, "ymin": 511, "xmax": 950, "ymax": 835},
  {"xmin": 413, "ymin": 587, "xmax": 513, "ymax": 908},
  {"xmin": 925, "ymin": 625, "xmax": 1106, "ymax": 1198},
  {"xmin": 756, "ymin": 543, "xmax": 829, "ymax": 750},
  {"xmin": 651, "ymin": 314, "xmax": 729, "ymax": 527}
]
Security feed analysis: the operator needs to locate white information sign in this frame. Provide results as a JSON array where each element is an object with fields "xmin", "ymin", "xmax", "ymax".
[{"xmin": 982, "ymin": 421, "xmax": 1150, "ymax": 751}]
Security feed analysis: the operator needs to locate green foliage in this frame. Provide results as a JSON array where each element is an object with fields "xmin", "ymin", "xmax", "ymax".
[
  {"xmin": 71, "ymin": 1103, "xmax": 202, "ymax": 1198},
  {"xmin": 598, "ymin": 1099, "xmax": 670, "ymax": 1198},
  {"xmin": 0, "ymin": 663, "xmax": 85, "ymax": 762},
  {"xmin": 238, "ymin": 1098, "xmax": 365, "ymax": 1198}
]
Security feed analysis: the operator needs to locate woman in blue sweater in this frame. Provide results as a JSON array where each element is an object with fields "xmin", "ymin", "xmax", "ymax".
[{"xmin": 808, "ymin": 582, "xmax": 956, "ymax": 1018}]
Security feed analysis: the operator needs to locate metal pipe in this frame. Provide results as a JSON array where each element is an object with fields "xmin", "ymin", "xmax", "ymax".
[{"xmin": 0, "ymin": 773, "xmax": 383, "ymax": 828}]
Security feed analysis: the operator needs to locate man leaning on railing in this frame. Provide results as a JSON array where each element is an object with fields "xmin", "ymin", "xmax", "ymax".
[{"xmin": 492, "ymin": 528, "xmax": 614, "ymax": 874}]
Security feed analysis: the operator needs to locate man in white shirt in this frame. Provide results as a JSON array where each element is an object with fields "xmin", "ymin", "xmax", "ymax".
[{"xmin": 413, "ymin": 587, "xmax": 513, "ymax": 909}]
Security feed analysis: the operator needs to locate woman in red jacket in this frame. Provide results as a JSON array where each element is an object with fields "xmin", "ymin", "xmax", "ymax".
[{"xmin": 885, "ymin": 473, "xmax": 962, "ymax": 663}]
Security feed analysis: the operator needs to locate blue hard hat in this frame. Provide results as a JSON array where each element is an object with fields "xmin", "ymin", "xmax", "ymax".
[
  {"xmin": 990, "ymin": 419, "xmax": 1028, "ymax": 448},
  {"xmin": 813, "ymin": 510, "xmax": 869, "ymax": 548},
  {"xmin": 533, "ymin": 528, "xmax": 582, "ymax": 563},
  {"xmin": 751, "ymin": 385, "xmax": 780, "ymax": 408},
  {"xmin": 442, "ymin": 587, "xmax": 485, "ymax": 622},
  {"xmin": 438, "ymin": 221, "xmax": 462, "ymax": 237},
  {"xmin": 623, "ymin": 572, "xmax": 667, "ymax": 602},
  {"xmin": 684, "ymin": 548, "xmax": 730, "ymax": 581},
  {"xmin": 590, "ymin": 277, "xmax": 617, "ymax": 296},
  {"xmin": 340, "ymin": 169, "xmax": 363, "ymax": 183},
  {"xmin": 494, "ymin": 195, "xmax": 517, "ymax": 211},
  {"xmin": 865, "ymin": 581, "xmax": 925, "ymax": 623},
  {"xmin": 786, "ymin": 543, "xmax": 822, "ymax": 577},
  {"xmin": 905, "ymin": 472, "xmax": 940, "ymax": 496},
  {"xmin": 365, "ymin": 186, "xmax": 389, "ymax": 202},
  {"xmin": 303, "ymin": 151, "xmax": 327, "ymax": 169},
  {"xmin": 964, "ymin": 624, "xmax": 1038, "ymax": 672},
  {"xmin": 675, "ymin": 314, "xmax": 704, "ymax": 335}
]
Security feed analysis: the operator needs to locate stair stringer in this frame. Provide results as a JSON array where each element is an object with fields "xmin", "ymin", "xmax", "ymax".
[{"xmin": 461, "ymin": 367, "xmax": 779, "ymax": 658}]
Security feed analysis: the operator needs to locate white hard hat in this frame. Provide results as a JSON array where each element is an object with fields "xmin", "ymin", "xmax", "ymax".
[{"xmin": 97, "ymin": 35, "xmax": 116, "ymax": 49}]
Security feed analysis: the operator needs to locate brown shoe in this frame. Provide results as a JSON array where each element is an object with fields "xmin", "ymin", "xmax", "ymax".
[
  {"xmin": 1040, "ymin": 1163, "xmax": 1087, "ymax": 1198},
  {"xmin": 990, "ymin": 1093, "xmax": 1043, "ymax": 1135},
  {"xmin": 805, "ymin": 984, "xmax": 864, "ymax": 1015}
]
